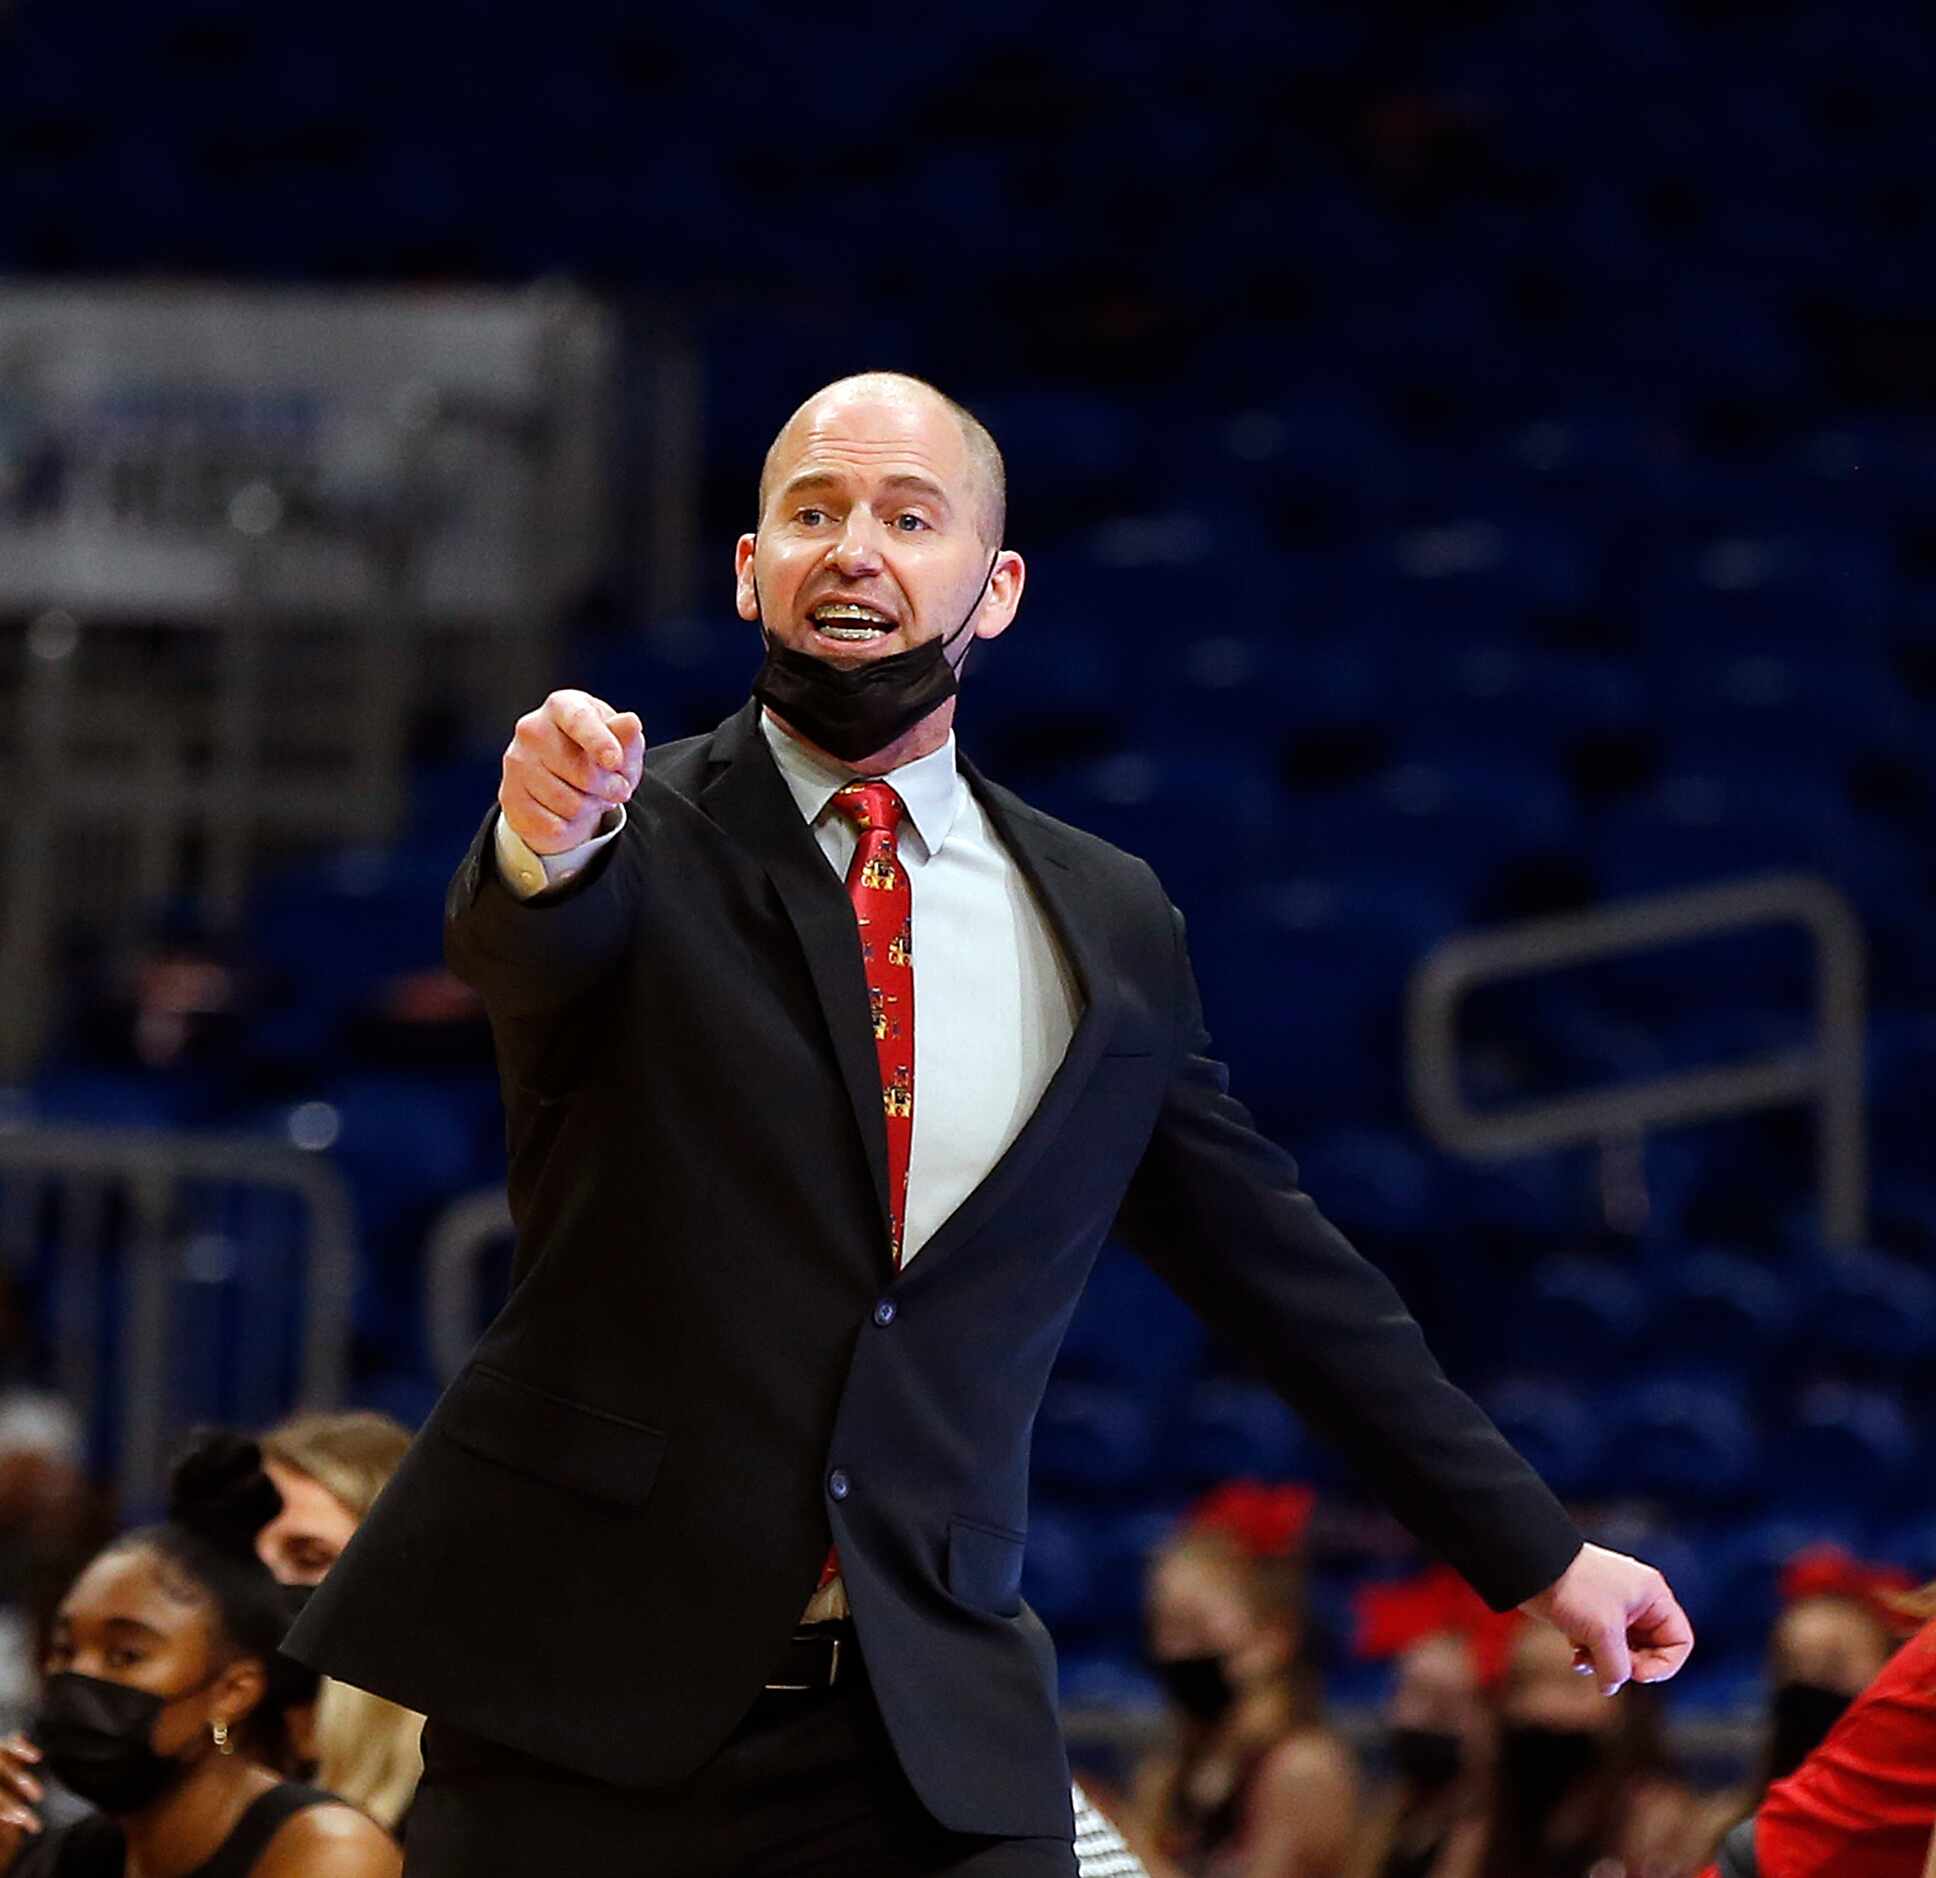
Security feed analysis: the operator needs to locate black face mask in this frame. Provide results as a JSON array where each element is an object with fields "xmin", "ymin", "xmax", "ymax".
[
  {"xmin": 1767, "ymin": 1680, "xmax": 1853, "ymax": 1782},
  {"xmin": 750, "ymin": 556, "xmax": 996, "ymax": 764},
  {"xmin": 1154, "ymin": 1652, "xmax": 1235, "ymax": 1725},
  {"xmin": 1389, "ymin": 1724, "xmax": 1465, "ymax": 1789},
  {"xmin": 1498, "ymin": 1723, "xmax": 1602, "ymax": 1831},
  {"xmin": 35, "ymin": 1671, "xmax": 210, "ymax": 1815}
]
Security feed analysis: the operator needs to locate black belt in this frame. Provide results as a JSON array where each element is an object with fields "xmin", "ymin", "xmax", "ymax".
[
  {"xmin": 1717, "ymin": 1817, "xmax": 1759, "ymax": 1878},
  {"xmin": 762, "ymin": 1621, "xmax": 854, "ymax": 1693}
]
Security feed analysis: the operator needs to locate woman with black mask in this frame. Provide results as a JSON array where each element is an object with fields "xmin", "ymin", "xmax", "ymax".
[
  {"xmin": 0, "ymin": 1432, "xmax": 400, "ymax": 1877},
  {"xmin": 1474, "ymin": 1622, "xmax": 1686, "ymax": 1878},
  {"xmin": 1690, "ymin": 1582, "xmax": 1936, "ymax": 1878},
  {"xmin": 1345, "ymin": 1627, "xmax": 1494, "ymax": 1878},
  {"xmin": 1128, "ymin": 1485, "xmax": 1359, "ymax": 1877}
]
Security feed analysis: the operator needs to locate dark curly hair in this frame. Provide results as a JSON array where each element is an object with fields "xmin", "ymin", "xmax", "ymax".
[{"xmin": 103, "ymin": 1429, "xmax": 319, "ymax": 1767}]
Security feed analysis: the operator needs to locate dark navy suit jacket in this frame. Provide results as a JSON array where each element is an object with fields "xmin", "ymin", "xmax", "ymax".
[{"xmin": 287, "ymin": 700, "xmax": 1582, "ymax": 1840}]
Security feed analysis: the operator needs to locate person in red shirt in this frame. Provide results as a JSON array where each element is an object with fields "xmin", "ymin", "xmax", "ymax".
[{"xmin": 1702, "ymin": 1593, "xmax": 1936, "ymax": 1878}]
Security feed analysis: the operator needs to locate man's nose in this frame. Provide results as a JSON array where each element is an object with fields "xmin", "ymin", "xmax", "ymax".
[{"xmin": 829, "ymin": 512, "xmax": 887, "ymax": 573}]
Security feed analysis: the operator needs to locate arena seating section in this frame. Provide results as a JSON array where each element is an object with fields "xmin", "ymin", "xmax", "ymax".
[{"xmin": 8, "ymin": 0, "xmax": 1935, "ymax": 1719}]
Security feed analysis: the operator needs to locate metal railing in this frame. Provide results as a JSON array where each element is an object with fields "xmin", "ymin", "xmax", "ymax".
[
  {"xmin": 0, "ymin": 1126, "xmax": 356, "ymax": 1511},
  {"xmin": 1407, "ymin": 874, "xmax": 1867, "ymax": 1245},
  {"xmin": 423, "ymin": 1184, "xmax": 514, "ymax": 1384}
]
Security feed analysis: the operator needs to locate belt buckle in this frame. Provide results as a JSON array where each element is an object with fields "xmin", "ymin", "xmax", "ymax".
[{"xmin": 763, "ymin": 1629, "xmax": 841, "ymax": 1692}]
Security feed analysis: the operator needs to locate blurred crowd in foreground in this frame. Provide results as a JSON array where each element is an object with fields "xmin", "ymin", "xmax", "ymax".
[
  {"xmin": 1087, "ymin": 1483, "xmax": 1936, "ymax": 1878},
  {"xmin": 0, "ymin": 1409, "xmax": 1927, "ymax": 1876}
]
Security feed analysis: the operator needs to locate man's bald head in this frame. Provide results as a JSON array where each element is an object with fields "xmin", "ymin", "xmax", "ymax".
[{"xmin": 756, "ymin": 372, "xmax": 1007, "ymax": 547}]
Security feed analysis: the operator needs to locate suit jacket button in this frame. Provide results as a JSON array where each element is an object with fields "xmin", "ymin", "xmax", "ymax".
[
  {"xmin": 873, "ymin": 1299, "xmax": 897, "ymax": 1326},
  {"xmin": 828, "ymin": 1469, "xmax": 851, "ymax": 1501}
]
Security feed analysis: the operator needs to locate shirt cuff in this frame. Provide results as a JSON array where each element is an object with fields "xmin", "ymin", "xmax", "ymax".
[{"xmin": 493, "ymin": 807, "xmax": 626, "ymax": 901}]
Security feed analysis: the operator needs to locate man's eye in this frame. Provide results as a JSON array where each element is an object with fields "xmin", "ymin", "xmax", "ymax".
[
  {"xmin": 892, "ymin": 513, "xmax": 929, "ymax": 532},
  {"xmin": 796, "ymin": 508, "xmax": 828, "ymax": 527}
]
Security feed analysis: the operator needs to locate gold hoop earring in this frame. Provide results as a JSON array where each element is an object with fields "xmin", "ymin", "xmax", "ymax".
[{"xmin": 211, "ymin": 1719, "xmax": 233, "ymax": 1756}]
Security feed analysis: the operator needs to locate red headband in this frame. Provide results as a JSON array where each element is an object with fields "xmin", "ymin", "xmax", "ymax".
[
  {"xmin": 1188, "ymin": 1480, "xmax": 1317, "ymax": 1559},
  {"xmin": 1779, "ymin": 1544, "xmax": 1915, "ymax": 1628},
  {"xmin": 1354, "ymin": 1563, "xmax": 1523, "ymax": 1688}
]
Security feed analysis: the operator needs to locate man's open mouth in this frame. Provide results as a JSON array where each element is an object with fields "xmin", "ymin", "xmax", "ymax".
[{"xmin": 810, "ymin": 602, "xmax": 896, "ymax": 643}]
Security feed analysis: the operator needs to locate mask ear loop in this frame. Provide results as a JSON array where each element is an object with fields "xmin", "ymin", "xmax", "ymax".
[{"xmin": 940, "ymin": 553, "xmax": 1001, "ymax": 675}]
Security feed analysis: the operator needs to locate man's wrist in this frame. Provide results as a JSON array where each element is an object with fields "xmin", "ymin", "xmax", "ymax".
[{"xmin": 493, "ymin": 807, "xmax": 626, "ymax": 901}]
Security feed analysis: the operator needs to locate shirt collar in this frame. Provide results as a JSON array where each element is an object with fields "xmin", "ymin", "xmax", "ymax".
[{"xmin": 758, "ymin": 710, "xmax": 963, "ymax": 859}]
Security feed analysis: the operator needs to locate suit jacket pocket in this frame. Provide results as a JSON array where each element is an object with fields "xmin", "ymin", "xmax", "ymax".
[
  {"xmin": 947, "ymin": 1517, "xmax": 1026, "ymax": 1617},
  {"xmin": 436, "ymin": 1362, "xmax": 667, "ymax": 1510}
]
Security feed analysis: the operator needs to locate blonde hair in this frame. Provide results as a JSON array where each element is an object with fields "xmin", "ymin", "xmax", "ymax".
[
  {"xmin": 1896, "ymin": 1582, "xmax": 1936, "ymax": 1624},
  {"xmin": 260, "ymin": 1410, "xmax": 422, "ymax": 1829},
  {"xmin": 260, "ymin": 1411, "xmax": 412, "ymax": 1523},
  {"xmin": 311, "ymin": 1680, "xmax": 423, "ymax": 1833}
]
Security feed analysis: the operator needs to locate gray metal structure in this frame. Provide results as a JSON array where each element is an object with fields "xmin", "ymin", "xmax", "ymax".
[
  {"xmin": 1407, "ymin": 873, "xmax": 1867, "ymax": 1246},
  {"xmin": 0, "ymin": 1125, "xmax": 356, "ymax": 1511}
]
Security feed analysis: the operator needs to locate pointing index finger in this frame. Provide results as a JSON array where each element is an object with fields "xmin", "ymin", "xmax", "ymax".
[{"xmin": 546, "ymin": 691, "xmax": 624, "ymax": 770}]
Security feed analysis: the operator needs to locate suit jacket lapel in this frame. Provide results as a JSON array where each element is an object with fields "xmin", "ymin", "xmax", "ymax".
[
  {"xmin": 698, "ymin": 704, "xmax": 893, "ymax": 1240},
  {"xmin": 908, "ymin": 759, "xmax": 1122, "ymax": 1270}
]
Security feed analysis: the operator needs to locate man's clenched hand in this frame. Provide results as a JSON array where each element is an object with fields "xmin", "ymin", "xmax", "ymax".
[
  {"xmin": 499, "ymin": 690, "xmax": 647, "ymax": 855},
  {"xmin": 1520, "ymin": 1541, "xmax": 1695, "ymax": 1696}
]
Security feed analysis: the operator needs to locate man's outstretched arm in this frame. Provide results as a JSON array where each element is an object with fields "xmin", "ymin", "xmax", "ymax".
[{"xmin": 1116, "ymin": 905, "xmax": 1693, "ymax": 1685}]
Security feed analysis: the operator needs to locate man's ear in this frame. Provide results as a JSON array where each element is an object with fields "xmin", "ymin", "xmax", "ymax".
[
  {"xmin": 972, "ymin": 549, "xmax": 1026, "ymax": 645},
  {"xmin": 735, "ymin": 533, "xmax": 760, "ymax": 623}
]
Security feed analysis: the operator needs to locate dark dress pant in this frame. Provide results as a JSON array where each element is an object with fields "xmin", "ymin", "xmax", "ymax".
[{"xmin": 405, "ymin": 1651, "xmax": 1076, "ymax": 1877}]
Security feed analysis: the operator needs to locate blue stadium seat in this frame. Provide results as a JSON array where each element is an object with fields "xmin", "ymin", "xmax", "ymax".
[
  {"xmin": 1508, "ymin": 1257, "xmax": 1646, "ymax": 1375},
  {"xmin": 1081, "ymin": 1508, "xmax": 1181, "ymax": 1632},
  {"xmin": 1599, "ymin": 1379, "xmax": 1760, "ymax": 1501},
  {"xmin": 1792, "ymin": 1250, "xmax": 1936, "ymax": 1368},
  {"xmin": 1636, "ymin": 531, "xmax": 1897, "ymax": 651},
  {"xmin": 1030, "ymin": 1382, "xmax": 1159, "ymax": 1500},
  {"xmin": 1017, "ymin": 1507, "xmax": 1093, "ymax": 1631},
  {"xmin": 1290, "ymin": 1130, "xmax": 1440, "ymax": 1240},
  {"xmin": 1781, "ymin": 1386, "xmax": 1918, "ymax": 1507},
  {"xmin": 1053, "ymin": 1247, "xmax": 1207, "ymax": 1395},
  {"xmin": 1158, "ymin": 1380, "xmax": 1313, "ymax": 1491},
  {"xmin": 1647, "ymin": 1250, "xmax": 1796, "ymax": 1376},
  {"xmin": 1476, "ymin": 1379, "xmax": 1603, "ymax": 1500}
]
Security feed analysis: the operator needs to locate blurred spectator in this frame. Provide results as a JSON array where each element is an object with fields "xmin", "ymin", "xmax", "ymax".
[
  {"xmin": 1472, "ymin": 1622, "xmax": 1689, "ymax": 1878},
  {"xmin": 1347, "ymin": 1632, "xmax": 1491, "ymax": 1878},
  {"xmin": 0, "ymin": 1283, "xmax": 104, "ymax": 1744},
  {"xmin": 255, "ymin": 1414, "xmax": 410, "ymax": 1590},
  {"xmin": 1694, "ymin": 1584, "xmax": 1936, "ymax": 1878},
  {"xmin": 1756, "ymin": 1549, "xmax": 1907, "ymax": 1793},
  {"xmin": 1129, "ymin": 1484, "xmax": 1358, "ymax": 1877},
  {"xmin": 57, "ymin": 924, "xmax": 258, "ymax": 1091},
  {"xmin": 1682, "ymin": 1545, "xmax": 1911, "ymax": 1868},
  {"xmin": 253, "ymin": 1414, "xmax": 422, "ymax": 1837},
  {"xmin": 1347, "ymin": 1565, "xmax": 1520, "ymax": 1878},
  {"xmin": 0, "ymin": 1432, "xmax": 399, "ymax": 1875}
]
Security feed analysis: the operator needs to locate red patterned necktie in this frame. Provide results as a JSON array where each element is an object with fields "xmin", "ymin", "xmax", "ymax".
[
  {"xmin": 830, "ymin": 780, "xmax": 915, "ymax": 1266},
  {"xmin": 815, "ymin": 779, "xmax": 913, "ymax": 1598}
]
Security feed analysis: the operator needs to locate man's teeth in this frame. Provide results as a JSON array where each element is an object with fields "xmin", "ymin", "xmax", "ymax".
[{"xmin": 813, "ymin": 604, "xmax": 892, "ymax": 641}]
